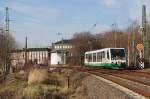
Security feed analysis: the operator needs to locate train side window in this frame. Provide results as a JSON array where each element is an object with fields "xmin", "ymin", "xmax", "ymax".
[
  {"xmin": 97, "ymin": 52, "xmax": 101, "ymax": 62},
  {"xmin": 89, "ymin": 54, "xmax": 92, "ymax": 62},
  {"xmin": 102, "ymin": 51, "xmax": 105, "ymax": 58},
  {"xmin": 93, "ymin": 53, "xmax": 96, "ymax": 62},
  {"xmin": 100, "ymin": 52, "xmax": 102, "ymax": 61},
  {"xmin": 107, "ymin": 51, "xmax": 109, "ymax": 60},
  {"xmin": 85, "ymin": 54, "xmax": 88, "ymax": 61}
]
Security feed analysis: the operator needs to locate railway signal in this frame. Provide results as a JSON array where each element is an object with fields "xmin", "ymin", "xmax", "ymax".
[
  {"xmin": 138, "ymin": 5, "xmax": 149, "ymax": 69},
  {"xmin": 136, "ymin": 44, "xmax": 144, "ymax": 50},
  {"xmin": 136, "ymin": 44, "xmax": 144, "ymax": 69}
]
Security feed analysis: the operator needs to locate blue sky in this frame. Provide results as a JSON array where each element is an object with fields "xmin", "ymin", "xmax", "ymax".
[{"xmin": 0, "ymin": 0, "xmax": 150, "ymax": 48}]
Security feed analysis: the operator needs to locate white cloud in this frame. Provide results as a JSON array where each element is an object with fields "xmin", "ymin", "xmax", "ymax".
[{"xmin": 103, "ymin": 0, "xmax": 115, "ymax": 6}]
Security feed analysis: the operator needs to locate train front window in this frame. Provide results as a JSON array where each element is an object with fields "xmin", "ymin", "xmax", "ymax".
[{"xmin": 111, "ymin": 49, "xmax": 125, "ymax": 60}]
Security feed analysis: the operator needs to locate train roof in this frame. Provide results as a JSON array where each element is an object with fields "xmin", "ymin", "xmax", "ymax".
[{"xmin": 85, "ymin": 48, "xmax": 125, "ymax": 54}]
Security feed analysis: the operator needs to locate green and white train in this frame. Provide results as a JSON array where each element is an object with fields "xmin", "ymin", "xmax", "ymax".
[{"xmin": 84, "ymin": 48, "xmax": 126, "ymax": 69}]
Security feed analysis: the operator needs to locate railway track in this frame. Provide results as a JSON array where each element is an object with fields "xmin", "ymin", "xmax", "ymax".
[
  {"xmin": 74, "ymin": 67, "xmax": 150, "ymax": 98},
  {"xmin": 49, "ymin": 66, "xmax": 150, "ymax": 98},
  {"xmin": 86, "ymin": 69, "xmax": 150, "ymax": 86}
]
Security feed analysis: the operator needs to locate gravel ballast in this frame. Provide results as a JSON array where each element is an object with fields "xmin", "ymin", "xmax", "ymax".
[{"xmin": 70, "ymin": 70, "xmax": 146, "ymax": 99}]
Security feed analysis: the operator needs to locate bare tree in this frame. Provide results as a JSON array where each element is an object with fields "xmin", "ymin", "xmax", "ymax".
[{"xmin": 69, "ymin": 32, "xmax": 102, "ymax": 65}]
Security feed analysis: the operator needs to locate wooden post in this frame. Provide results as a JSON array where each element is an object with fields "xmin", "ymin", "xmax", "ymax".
[{"xmin": 67, "ymin": 72, "xmax": 70, "ymax": 89}]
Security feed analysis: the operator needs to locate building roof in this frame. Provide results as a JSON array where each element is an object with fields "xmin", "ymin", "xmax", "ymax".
[{"xmin": 54, "ymin": 39, "xmax": 73, "ymax": 45}]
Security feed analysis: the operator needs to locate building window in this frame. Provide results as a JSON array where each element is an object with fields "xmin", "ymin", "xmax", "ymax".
[
  {"xmin": 55, "ymin": 46, "xmax": 57, "ymax": 49},
  {"xmin": 59, "ymin": 45, "xmax": 62, "ymax": 49},
  {"xmin": 65, "ymin": 45, "xmax": 67, "ymax": 49}
]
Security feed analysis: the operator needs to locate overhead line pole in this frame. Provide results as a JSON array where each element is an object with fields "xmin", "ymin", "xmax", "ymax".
[
  {"xmin": 141, "ymin": 5, "xmax": 149, "ymax": 67},
  {"xmin": 0, "ymin": 28, "xmax": 5, "ymax": 72},
  {"xmin": 5, "ymin": 7, "xmax": 10, "ymax": 74}
]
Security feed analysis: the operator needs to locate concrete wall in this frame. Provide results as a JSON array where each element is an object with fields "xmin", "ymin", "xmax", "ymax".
[{"xmin": 50, "ymin": 52, "xmax": 62, "ymax": 65}]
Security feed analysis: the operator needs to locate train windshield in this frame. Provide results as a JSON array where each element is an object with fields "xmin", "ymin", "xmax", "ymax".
[{"xmin": 111, "ymin": 49, "xmax": 125, "ymax": 60}]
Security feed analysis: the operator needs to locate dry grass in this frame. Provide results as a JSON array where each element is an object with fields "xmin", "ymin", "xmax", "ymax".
[
  {"xmin": 0, "ymin": 68, "xmax": 75, "ymax": 99},
  {"xmin": 23, "ymin": 84, "xmax": 46, "ymax": 98},
  {"xmin": 23, "ymin": 84, "xmax": 62, "ymax": 98},
  {"xmin": 28, "ymin": 68, "xmax": 49, "ymax": 85},
  {"xmin": 0, "ymin": 72, "xmax": 26, "ymax": 99},
  {"xmin": 23, "ymin": 68, "xmax": 70, "ymax": 98}
]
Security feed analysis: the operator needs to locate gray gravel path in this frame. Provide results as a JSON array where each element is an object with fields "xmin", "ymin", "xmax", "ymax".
[
  {"xmin": 82, "ymin": 76, "xmax": 135, "ymax": 99},
  {"xmin": 69, "ymin": 70, "xmax": 146, "ymax": 99}
]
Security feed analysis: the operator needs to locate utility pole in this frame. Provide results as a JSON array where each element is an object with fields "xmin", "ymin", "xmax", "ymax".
[
  {"xmin": 141, "ymin": 5, "xmax": 149, "ymax": 67},
  {"xmin": 25, "ymin": 37, "xmax": 27, "ymax": 67},
  {"xmin": 142, "ymin": 5, "xmax": 148, "ymax": 60},
  {"xmin": 6, "ymin": 7, "xmax": 9, "ymax": 35},
  {"xmin": 137, "ymin": 5, "xmax": 148, "ymax": 69},
  {"xmin": 0, "ymin": 28, "xmax": 4, "ymax": 72},
  {"xmin": 5, "ymin": 7, "xmax": 10, "ymax": 74}
]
